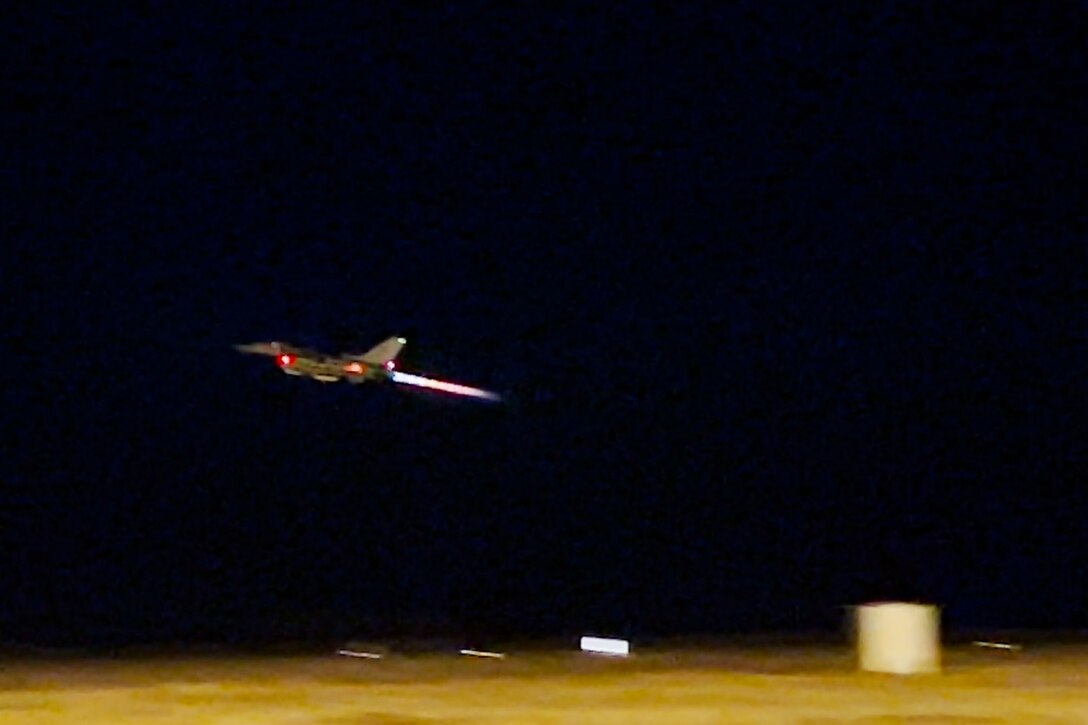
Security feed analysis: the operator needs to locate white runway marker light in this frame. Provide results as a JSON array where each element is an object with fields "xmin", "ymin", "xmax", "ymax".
[
  {"xmin": 972, "ymin": 641, "xmax": 1022, "ymax": 651},
  {"xmin": 390, "ymin": 371, "xmax": 502, "ymax": 401},
  {"xmin": 459, "ymin": 649, "xmax": 507, "ymax": 659},
  {"xmin": 337, "ymin": 649, "xmax": 384, "ymax": 659},
  {"xmin": 580, "ymin": 636, "xmax": 630, "ymax": 657}
]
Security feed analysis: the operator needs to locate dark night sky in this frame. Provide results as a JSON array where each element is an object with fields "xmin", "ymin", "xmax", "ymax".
[{"xmin": 5, "ymin": 3, "xmax": 1088, "ymax": 645}]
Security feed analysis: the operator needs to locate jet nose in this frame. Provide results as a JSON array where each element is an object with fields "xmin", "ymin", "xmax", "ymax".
[{"xmin": 235, "ymin": 342, "xmax": 281, "ymax": 355}]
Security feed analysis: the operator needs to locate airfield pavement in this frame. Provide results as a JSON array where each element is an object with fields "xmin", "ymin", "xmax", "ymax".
[{"xmin": 2, "ymin": 640, "xmax": 1088, "ymax": 723}]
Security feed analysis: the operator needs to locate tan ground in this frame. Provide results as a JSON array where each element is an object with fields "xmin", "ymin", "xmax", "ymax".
[{"xmin": 2, "ymin": 644, "xmax": 1087, "ymax": 723}]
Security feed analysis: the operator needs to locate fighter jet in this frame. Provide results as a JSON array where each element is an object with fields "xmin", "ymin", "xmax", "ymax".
[
  {"xmin": 234, "ymin": 336, "xmax": 406, "ymax": 384},
  {"xmin": 235, "ymin": 336, "xmax": 502, "ymax": 401}
]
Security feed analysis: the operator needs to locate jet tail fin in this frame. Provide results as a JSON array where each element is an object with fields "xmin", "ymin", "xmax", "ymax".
[{"xmin": 358, "ymin": 336, "xmax": 406, "ymax": 365}]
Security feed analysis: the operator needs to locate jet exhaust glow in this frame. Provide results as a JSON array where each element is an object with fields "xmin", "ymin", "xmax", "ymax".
[{"xmin": 391, "ymin": 371, "xmax": 501, "ymax": 401}]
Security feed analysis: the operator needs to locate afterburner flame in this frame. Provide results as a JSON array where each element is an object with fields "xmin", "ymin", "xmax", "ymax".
[{"xmin": 390, "ymin": 371, "xmax": 501, "ymax": 401}]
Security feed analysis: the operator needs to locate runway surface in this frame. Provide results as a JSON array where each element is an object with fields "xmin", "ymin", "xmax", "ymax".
[{"xmin": 2, "ymin": 639, "xmax": 1087, "ymax": 723}]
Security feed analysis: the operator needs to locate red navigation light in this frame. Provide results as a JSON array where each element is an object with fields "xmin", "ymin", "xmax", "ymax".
[
  {"xmin": 386, "ymin": 360, "xmax": 396, "ymax": 370},
  {"xmin": 278, "ymin": 354, "xmax": 295, "ymax": 367}
]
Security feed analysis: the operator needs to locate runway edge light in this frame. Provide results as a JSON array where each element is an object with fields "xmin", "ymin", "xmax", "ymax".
[
  {"xmin": 580, "ymin": 636, "xmax": 630, "ymax": 657},
  {"xmin": 460, "ymin": 649, "xmax": 507, "ymax": 659},
  {"xmin": 337, "ymin": 649, "xmax": 383, "ymax": 659}
]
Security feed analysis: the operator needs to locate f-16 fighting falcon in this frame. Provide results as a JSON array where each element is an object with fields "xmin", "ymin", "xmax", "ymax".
[{"xmin": 235, "ymin": 336, "xmax": 501, "ymax": 401}]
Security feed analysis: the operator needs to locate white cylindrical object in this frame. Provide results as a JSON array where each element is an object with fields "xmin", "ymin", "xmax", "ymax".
[
  {"xmin": 856, "ymin": 602, "xmax": 940, "ymax": 674},
  {"xmin": 580, "ymin": 636, "xmax": 630, "ymax": 657}
]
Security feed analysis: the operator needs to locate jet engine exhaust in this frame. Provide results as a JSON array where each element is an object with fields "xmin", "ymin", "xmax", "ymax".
[{"xmin": 390, "ymin": 371, "xmax": 502, "ymax": 402}]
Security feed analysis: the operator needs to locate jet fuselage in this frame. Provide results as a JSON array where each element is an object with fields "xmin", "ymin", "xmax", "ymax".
[{"xmin": 275, "ymin": 352, "xmax": 393, "ymax": 384}]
